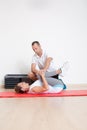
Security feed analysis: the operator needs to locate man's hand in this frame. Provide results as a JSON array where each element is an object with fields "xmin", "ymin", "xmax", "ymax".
[{"xmin": 37, "ymin": 69, "xmax": 46, "ymax": 75}]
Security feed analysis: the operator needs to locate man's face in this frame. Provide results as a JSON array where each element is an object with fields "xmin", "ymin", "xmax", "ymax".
[{"xmin": 32, "ymin": 43, "xmax": 41, "ymax": 54}]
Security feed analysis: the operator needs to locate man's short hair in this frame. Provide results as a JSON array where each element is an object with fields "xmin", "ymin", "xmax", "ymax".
[{"xmin": 32, "ymin": 41, "xmax": 40, "ymax": 46}]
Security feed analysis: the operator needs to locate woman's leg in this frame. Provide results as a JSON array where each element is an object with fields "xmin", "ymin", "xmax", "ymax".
[
  {"xmin": 46, "ymin": 77, "xmax": 64, "ymax": 86},
  {"xmin": 35, "ymin": 66, "xmax": 66, "ymax": 88},
  {"xmin": 46, "ymin": 77, "xmax": 66, "ymax": 89},
  {"xmin": 45, "ymin": 69, "xmax": 61, "ymax": 77}
]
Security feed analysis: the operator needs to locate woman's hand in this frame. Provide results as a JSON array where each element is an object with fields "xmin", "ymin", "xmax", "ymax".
[{"xmin": 39, "ymin": 70, "xmax": 45, "ymax": 77}]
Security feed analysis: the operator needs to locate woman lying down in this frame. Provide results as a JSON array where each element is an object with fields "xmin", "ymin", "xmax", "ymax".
[{"xmin": 14, "ymin": 69, "xmax": 66, "ymax": 94}]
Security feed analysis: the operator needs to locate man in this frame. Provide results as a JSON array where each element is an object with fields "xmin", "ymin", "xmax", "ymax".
[{"xmin": 28, "ymin": 41, "xmax": 69, "ymax": 81}]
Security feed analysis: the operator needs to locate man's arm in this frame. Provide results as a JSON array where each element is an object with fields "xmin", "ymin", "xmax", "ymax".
[
  {"xmin": 31, "ymin": 63, "xmax": 39, "ymax": 74},
  {"xmin": 43, "ymin": 57, "xmax": 53, "ymax": 72},
  {"xmin": 31, "ymin": 57, "xmax": 53, "ymax": 74}
]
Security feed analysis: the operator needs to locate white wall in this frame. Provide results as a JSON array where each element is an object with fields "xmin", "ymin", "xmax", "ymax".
[{"xmin": 0, "ymin": 0, "xmax": 87, "ymax": 85}]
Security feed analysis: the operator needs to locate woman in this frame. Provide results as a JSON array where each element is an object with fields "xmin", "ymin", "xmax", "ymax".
[{"xmin": 14, "ymin": 69, "xmax": 66, "ymax": 94}]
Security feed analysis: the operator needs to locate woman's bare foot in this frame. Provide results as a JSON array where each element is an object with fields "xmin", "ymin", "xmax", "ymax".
[{"xmin": 56, "ymin": 69, "xmax": 62, "ymax": 75}]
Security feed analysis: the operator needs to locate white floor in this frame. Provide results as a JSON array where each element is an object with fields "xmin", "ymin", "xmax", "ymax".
[{"xmin": 0, "ymin": 84, "xmax": 87, "ymax": 130}]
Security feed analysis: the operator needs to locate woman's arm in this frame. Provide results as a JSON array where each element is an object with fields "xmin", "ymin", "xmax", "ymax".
[{"xmin": 31, "ymin": 72, "xmax": 49, "ymax": 93}]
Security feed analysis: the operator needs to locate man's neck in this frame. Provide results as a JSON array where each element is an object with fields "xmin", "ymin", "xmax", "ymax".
[{"xmin": 37, "ymin": 49, "xmax": 43, "ymax": 57}]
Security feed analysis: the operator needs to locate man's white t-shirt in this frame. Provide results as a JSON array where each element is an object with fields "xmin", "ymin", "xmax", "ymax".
[
  {"xmin": 32, "ymin": 50, "xmax": 57, "ymax": 72},
  {"xmin": 28, "ymin": 80, "xmax": 63, "ymax": 93}
]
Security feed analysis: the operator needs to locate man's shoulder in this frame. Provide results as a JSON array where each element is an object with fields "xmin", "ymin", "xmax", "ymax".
[
  {"xmin": 43, "ymin": 49, "xmax": 54, "ymax": 58},
  {"xmin": 32, "ymin": 53, "xmax": 38, "ymax": 58},
  {"xmin": 42, "ymin": 49, "xmax": 49, "ymax": 56}
]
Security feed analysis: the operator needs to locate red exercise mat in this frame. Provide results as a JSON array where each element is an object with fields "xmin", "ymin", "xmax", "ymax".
[{"xmin": 0, "ymin": 90, "xmax": 87, "ymax": 98}]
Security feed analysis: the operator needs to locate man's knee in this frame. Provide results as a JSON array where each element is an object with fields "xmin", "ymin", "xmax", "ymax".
[
  {"xmin": 28, "ymin": 72, "xmax": 34, "ymax": 78},
  {"xmin": 28, "ymin": 72, "xmax": 37, "ymax": 81}
]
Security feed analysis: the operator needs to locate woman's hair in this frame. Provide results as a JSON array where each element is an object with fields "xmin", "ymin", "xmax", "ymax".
[{"xmin": 14, "ymin": 85, "xmax": 25, "ymax": 94}]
